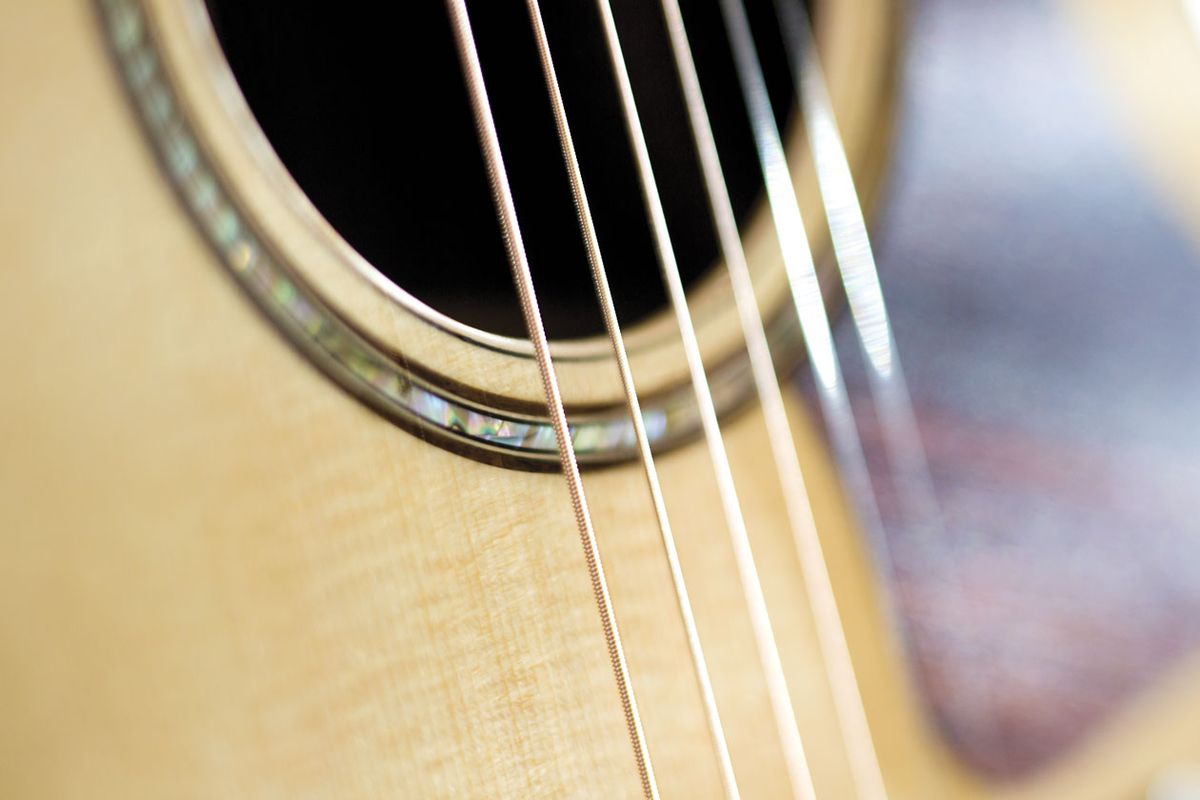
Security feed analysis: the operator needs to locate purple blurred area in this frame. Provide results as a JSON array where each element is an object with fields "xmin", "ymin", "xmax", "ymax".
[{"xmin": 815, "ymin": 0, "xmax": 1200, "ymax": 777}]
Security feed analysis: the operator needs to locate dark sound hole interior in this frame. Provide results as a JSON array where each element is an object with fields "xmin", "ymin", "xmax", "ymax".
[{"xmin": 205, "ymin": 0, "xmax": 800, "ymax": 340}]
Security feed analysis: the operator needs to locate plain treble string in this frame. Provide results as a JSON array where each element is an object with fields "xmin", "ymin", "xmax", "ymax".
[
  {"xmin": 660, "ymin": 1, "xmax": 889, "ymax": 797},
  {"xmin": 593, "ymin": 0, "xmax": 819, "ymax": 797},
  {"xmin": 444, "ymin": 2, "xmax": 659, "ymax": 797},
  {"xmin": 775, "ymin": 0, "xmax": 944, "ymax": 556},
  {"xmin": 523, "ymin": 1, "xmax": 740, "ymax": 797},
  {"xmin": 775, "ymin": 0, "xmax": 999, "ymax": 763},
  {"xmin": 716, "ymin": 0, "xmax": 897, "ymax": 607}
]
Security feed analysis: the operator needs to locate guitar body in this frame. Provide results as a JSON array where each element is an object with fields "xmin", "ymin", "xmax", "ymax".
[{"xmin": 3, "ymin": 1, "xmax": 1200, "ymax": 798}]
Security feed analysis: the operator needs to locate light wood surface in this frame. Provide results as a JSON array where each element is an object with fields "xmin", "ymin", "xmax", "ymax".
[{"xmin": 3, "ymin": 1, "xmax": 1200, "ymax": 797}]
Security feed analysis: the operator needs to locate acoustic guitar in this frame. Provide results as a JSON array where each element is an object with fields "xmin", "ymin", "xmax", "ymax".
[{"xmin": 3, "ymin": 0, "xmax": 1199, "ymax": 797}]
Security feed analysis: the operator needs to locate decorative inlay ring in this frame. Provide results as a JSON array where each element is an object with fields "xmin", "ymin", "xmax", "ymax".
[{"xmin": 97, "ymin": 0, "xmax": 819, "ymax": 469}]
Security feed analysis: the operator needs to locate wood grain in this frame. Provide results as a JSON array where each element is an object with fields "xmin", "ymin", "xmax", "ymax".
[{"xmin": 3, "ymin": 1, "xmax": 1200, "ymax": 797}]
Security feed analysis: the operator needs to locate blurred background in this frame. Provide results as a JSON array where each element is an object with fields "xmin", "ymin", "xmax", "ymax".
[{"xmin": 825, "ymin": 0, "xmax": 1200, "ymax": 778}]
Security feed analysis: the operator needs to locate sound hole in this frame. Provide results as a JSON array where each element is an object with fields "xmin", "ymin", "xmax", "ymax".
[{"xmin": 205, "ymin": 1, "xmax": 799, "ymax": 340}]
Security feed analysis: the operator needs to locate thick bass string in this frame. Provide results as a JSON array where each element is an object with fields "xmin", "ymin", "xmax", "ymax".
[
  {"xmin": 448, "ymin": 1, "xmax": 928, "ymax": 796},
  {"xmin": 444, "ymin": 1, "xmax": 660, "ymax": 797}
]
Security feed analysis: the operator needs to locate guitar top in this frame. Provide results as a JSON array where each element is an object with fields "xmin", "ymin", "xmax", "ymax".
[{"xmin": 2, "ymin": 0, "xmax": 1199, "ymax": 798}]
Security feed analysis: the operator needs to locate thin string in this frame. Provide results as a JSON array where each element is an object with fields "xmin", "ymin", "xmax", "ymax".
[
  {"xmin": 774, "ymin": 0, "xmax": 1002, "ymax": 759},
  {"xmin": 444, "ymin": 3, "xmax": 658, "ymax": 796},
  {"xmin": 716, "ymin": 0, "xmax": 895, "ymax": 589},
  {"xmin": 659, "ymin": 2, "xmax": 888, "ymax": 797},
  {"xmin": 523, "ymin": 2, "xmax": 740, "ymax": 796},
  {"xmin": 593, "ymin": 2, "xmax": 817, "ymax": 797},
  {"xmin": 775, "ymin": 0, "xmax": 943, "ymax": 551}
]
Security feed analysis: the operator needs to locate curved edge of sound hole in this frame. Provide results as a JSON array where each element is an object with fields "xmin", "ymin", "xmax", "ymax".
[
  {"xmin": 100, "ymin": 0, "xmax": 819, "ymax": 470},
  {"xmin": 204, "ymin": 0, "xmax": 800, "ymax": 342}
]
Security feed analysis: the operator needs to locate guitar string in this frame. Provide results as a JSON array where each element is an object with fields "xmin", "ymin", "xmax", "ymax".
[
  {"xmin": 443, "ymin": 2, "xmax": 659, "ymax": 797},
  {"xmin": 716, "ymin": 0, "xmax": 897, "ymax": 610},
  {"xmin": 774, "ymin": 0, "xmax": 944, "ymax": 563},
  {"xmin": 523, "ymin": 1, "xmax": 740, "ymax": 796},
  {"xmin": 773, "ymin": 0, "xmax": 1004, "ymax": 762},
  {"xmin": 593, "ymin": 1, "xmax": 818, "ymax": 797},
  {"xmin": 659, "ymin": 1, "xmax": 888, "ymax": 797}
]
